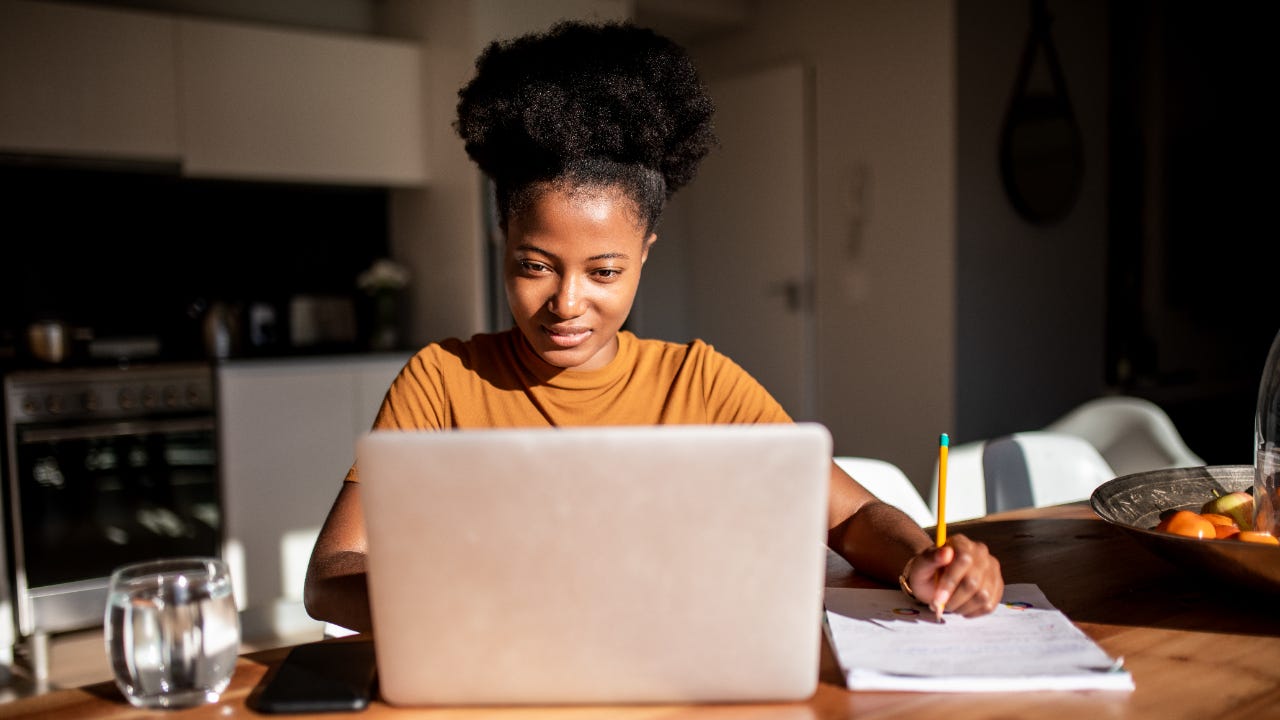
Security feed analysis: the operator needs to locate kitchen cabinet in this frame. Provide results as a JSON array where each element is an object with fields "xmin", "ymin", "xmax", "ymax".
[
  {"xmin": 0, "ymin": 0, "xmax": 180, "ymax": 161},
  {"xmin": 0, "ymin": 0, "xmax": 425, "ymax": 186},
  {"xmin": 216, "ymin": 353, "xmax": 408, "ymax": 636},
  {"xmin": 178, "ymin": 18, "xmax": 426, "ymax": 186}
]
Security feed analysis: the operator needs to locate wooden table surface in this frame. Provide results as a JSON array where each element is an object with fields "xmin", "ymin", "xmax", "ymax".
[{"xmin": 8, "ymin": 502, "xmax": 1280, "ymax": 719}]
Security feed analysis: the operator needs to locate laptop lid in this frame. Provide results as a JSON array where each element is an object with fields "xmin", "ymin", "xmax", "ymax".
[{"xmin": 357, "ymin": 423, "xmax": 831, "ymax": 706}]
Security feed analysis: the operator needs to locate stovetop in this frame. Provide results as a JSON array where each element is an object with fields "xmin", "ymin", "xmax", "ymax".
[{"xmin": 3, "ymin": 361, "xmax": 216, "ymax": 424}]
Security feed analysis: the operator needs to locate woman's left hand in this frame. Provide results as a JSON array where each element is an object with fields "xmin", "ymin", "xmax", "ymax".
[{"xmin": 902, "ymin": 534, "xmax": 1004, "ymax": 618}]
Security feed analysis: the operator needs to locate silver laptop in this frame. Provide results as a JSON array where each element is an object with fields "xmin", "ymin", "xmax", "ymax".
[{"xmin": 357, "ymin": 423, "xmax": 831, "ymax": 706}]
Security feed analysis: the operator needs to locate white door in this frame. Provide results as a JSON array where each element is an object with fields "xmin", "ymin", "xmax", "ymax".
[{"xmin": 685, "ymin": 62, "xmax": 814, "ymax": 418}]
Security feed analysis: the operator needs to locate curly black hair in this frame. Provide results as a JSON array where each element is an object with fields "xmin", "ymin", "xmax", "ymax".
[{"xmin": 454, "ymin": 20, "xmax": 716, "ymax": 233}]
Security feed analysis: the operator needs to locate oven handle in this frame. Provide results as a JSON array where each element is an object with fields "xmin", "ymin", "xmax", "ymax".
[{"xmin": 17, "ymin": 417, "xmax": 217, "ymax": 444}]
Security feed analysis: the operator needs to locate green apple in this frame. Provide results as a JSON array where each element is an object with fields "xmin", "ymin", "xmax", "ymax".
[{"xmin": 1201, "ymin": 491, "xmax": 1255, "ymax": 531}]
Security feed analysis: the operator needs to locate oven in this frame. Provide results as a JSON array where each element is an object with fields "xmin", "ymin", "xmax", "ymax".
[{"xmin": 3, "ymin": 362, "xmax": 220, "ymax": 683}]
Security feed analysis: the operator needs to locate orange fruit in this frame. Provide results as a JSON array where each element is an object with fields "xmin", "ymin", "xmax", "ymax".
[
  {"xmin": 1201, "ymin": 513, "xmax": 1238, "ymax": 528},
  {"xmin": 1234, "ymin": 531, "xmax": 1280, "ymax": 545},
  {"xmin": 1158, "ymin": 510, "xmax": 1215, "ymax": 539},
  {"xmin": 1214, "ymin": 524, "xmax": 1241, "ymax": 539}
]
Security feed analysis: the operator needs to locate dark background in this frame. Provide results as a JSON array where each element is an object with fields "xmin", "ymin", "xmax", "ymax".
[
  {"xmin": 1104, "ymin": 1, "xmax": 1277, "ymax": 464},
  {"xmin": 0, "ymin": 163, "xmax": 389, "ymax": 360}
]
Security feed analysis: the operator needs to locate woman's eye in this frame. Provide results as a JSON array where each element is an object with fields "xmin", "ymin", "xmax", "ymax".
[
  {"xmin": 518, "ymin": 260, "xmax": 549, "ymax": 273},
  {"xmin": 593, "ymin": 268, "xmax": 622, "ymax": 280}
]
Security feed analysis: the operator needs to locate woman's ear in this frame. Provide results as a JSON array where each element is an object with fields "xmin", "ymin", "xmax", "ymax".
[{"xmin": 642, "ymin": 233, "xmax": 657, "ymax": 264}]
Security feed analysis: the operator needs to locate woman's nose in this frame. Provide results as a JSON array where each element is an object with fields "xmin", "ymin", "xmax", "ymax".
[{"xmin": 548, "ymin": 274, "xmax": 584, "ymax": 318}]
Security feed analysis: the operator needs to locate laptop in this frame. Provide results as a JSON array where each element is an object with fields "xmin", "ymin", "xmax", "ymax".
[{"xmin": 357, "ymin": 423, "xmax": 832, "ymax": 706}]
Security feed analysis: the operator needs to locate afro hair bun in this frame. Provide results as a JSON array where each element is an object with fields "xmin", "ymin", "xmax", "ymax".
[{"xmin": 454, "ymin": 20, "xmax": 716, "ymax": 198}]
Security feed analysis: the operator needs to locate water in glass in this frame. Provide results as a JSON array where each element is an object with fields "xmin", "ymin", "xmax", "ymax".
[
  {"xmin": 104, "ymin": 557, "xmax": 240, "ymax": 709},
  {"xmin": 1256, "ymin": 328, "xmax": 1280, "ymax": 535}
]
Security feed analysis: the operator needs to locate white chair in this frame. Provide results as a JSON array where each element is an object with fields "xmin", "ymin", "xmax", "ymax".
[
  {"xmin": 1045, "ymin": 395, "xmax": 1204, "ymax": 477},
  {"xmin": 834, "ymin": 456, "xmax": 935, "ymax": 528},
  {"xmin": 928, "ymin": 431, "xmax": 1117, "ymax": 523}
]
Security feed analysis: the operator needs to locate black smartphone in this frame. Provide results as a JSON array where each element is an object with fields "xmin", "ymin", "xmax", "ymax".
[{"xmin": 253, "ymin": 639, "xmax": 377, "ymax": 713}]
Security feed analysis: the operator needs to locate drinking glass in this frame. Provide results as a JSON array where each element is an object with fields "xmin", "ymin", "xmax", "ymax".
[
  {"xmin": 104, "ymin": 557, "xmax": 240, "ymax": 709},
  {"xmin": 1255, "ymin": 328, "xmax": 1280, "ymax": 535}
]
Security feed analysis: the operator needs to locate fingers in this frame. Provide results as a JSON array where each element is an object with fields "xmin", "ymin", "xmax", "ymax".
[
  {"xmin": 911, "ymin": 535, "xmax": 1003, "ymax": 618},
  {"xmin": 903, "ymin": 545, "xmax": 950, "ymax": 615}
]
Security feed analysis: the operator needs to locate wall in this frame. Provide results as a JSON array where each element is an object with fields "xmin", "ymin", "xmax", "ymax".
[
  {"xmin": 662, "ymin": 1, "xmax": 958, "ymax": 491},
  {"xmin": 954, "ymin": 0, "xmax": 1111, "ymax": 444},
  {"xmin": 647, "ymin": 0, "xmax": 1114, "ymax": 492}
]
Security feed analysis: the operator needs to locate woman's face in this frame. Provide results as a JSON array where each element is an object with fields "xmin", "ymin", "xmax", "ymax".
[{"xmin": 504, "ymin": 186, "xmax": 654, "ymax": 372}]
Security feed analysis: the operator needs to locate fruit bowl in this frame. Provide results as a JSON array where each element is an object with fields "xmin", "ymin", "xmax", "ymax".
[{"xmin": 1090, "ymin": 465, "xmax": 1280, "ymax": 595}]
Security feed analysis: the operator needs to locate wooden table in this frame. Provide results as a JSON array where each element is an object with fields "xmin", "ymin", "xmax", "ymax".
[{"xmin": 8, "ymin": 503, "xmax": 1280, "ymax": 719}]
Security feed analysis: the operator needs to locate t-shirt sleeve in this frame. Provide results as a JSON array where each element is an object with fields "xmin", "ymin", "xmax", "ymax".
[
  {"xmin": 370, "ymin": 349, "xmax": 450, "ymax": 431},
  {"xmin": 344, "ymin": 345, "xmax": 451, "ymax": 482}
]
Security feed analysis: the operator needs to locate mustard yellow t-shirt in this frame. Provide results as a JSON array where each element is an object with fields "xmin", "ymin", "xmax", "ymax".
[{"xmin": 345, "ymin": 329, "xmax": 791, "ymax": 481}]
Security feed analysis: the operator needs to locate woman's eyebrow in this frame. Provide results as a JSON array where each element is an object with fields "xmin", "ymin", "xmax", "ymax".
[
  {"xmin": 514, "ymin": 243, "xmax": 557, "ymax": 260},
  {"xmin": 515, "ymin": 243, "xmax": 630, "ymax": 262}
]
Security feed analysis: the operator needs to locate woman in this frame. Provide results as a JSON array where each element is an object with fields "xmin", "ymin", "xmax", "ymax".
[{"xmin": 304, "ymin": 20, "xmax": 1002, "ymax": 634}]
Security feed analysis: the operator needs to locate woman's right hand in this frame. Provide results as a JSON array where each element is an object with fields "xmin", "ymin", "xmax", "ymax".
[{"xmin": 902, "ymin": 534, "xmax": 1003, "ymax": 618}]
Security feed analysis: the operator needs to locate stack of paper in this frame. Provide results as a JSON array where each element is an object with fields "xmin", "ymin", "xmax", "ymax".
[{"xmin": 824, "ymin": 583, "xmax": 1134, "ymax": 692}]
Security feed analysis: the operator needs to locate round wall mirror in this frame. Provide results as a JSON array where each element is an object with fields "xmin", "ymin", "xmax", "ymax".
[{"xmin": 999, "ymin": 0, "xmax": 1083, "ymax": 225}]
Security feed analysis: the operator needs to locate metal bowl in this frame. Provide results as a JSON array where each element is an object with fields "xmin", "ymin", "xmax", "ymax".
[{"xmin": 1090, "ymin": 465, "xmax": 1280, "ymax": 595}]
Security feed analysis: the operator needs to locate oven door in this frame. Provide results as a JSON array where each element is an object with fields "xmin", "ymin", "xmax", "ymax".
[{"xmin": 7, "ymin": 416, "xmax": 221, "ymax": 636}]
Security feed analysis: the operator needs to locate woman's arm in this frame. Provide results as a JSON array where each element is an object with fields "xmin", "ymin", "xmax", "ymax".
[
  {"xmin": 303, "ymin": 481, "xmax": 374, "ymax": 633},
  {"xmin": 826, "ymin": 462, "xmax": 1003, "ymax": 617}
]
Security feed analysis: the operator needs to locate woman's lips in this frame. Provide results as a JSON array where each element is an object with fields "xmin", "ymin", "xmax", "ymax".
[{"xmin": 542, "ymin": 325, "xmax": 592, "ymax": 348}]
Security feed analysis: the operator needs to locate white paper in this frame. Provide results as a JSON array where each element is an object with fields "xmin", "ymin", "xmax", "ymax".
[{"xmin": 824, "ymin": 583, "xmax": 1134, "ymax": 692}]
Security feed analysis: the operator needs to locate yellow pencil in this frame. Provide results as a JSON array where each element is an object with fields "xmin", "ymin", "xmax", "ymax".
[
  {"xmin": 934, "ymin": 433, "xmax": 949, "ymax": 621},
  {"xmin": 936, "ymin": 433, "xmax": 949, "ymax": 547}
]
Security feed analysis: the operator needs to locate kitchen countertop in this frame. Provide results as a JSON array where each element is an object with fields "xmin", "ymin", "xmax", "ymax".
[
  {"xmin": 215, "ymin": 348, "xmax": 414, "ymax": 368},
  {"xmin": 0, "ymin": 345, "xmax": 416, "ymax": 376}
]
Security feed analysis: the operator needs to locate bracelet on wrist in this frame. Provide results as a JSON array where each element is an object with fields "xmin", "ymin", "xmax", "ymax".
[
  {"xmin": 898, "ymin": 558, "xmax": 923, "ymax": 603},
  {"xmin": 898, "ymin": 573, "xmax": 922, "ymax": 603}
]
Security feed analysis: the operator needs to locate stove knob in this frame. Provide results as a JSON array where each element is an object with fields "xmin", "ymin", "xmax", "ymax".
[
  {"xmin": 21, "ymin": 396, "xmax": 40, "ymax": 416},
  {"xmin": 82, "ymin": 391, "xmax": 99, "ymax": 411},
  {"xmin": 186, "ymin": 385, "xmax": 204, "ymax": 406},
  {"xmin": 163, "ymin": 385, "xmax": 179, "ymax": 408},
  {"xmin": 118, "ymin": 389, "xmax": 136, "ymax": 410},
  {"xmin": 45, "ymin": 394, "xmax": 64, "ymax": 415},
  {"xmin": 141, "ymin": 386, "xmax": 158, "ymax": 410}
]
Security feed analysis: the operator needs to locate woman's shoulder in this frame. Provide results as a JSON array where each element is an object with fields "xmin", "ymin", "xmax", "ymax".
[
  {"xmin": 627, "ymin": 333, "xmax": 737, "ymax": 369},
  {"xmin": 628, "ymin": 331, "xmax": 709, "ymax": 349},
  {"xmin": 407, "ymin": 329, "xmax": 519, "ymax": 371},
  {"xmin": 414, "ymin": 328, "xmax": 515, "ymax": 354}
]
